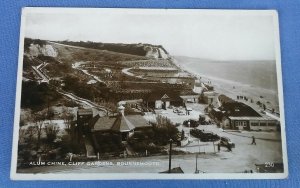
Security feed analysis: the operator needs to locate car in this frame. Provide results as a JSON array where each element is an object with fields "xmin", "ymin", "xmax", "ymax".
[
  {"xmin": 183, "ymin": 119, "xmax": 200, "ymax": 128},
  {"xmin": 190, "ymin": 129, "xmax": 220, "ymax": 142},
  {"xmin": 219, "ymin": 136, "xmax": 235, "ymax": 148},
  {"xmin": 177, "ymin": 111, "xmax": 186, "ymax": 116},
  {"xmin": 201, "ymin": 131, "xmax": 220, "ymax": 142}
]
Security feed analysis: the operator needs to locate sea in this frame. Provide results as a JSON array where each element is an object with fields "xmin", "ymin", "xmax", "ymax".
[{"xmin": 174, "ymin": 56, "xmax": 279, "ymax": 92}]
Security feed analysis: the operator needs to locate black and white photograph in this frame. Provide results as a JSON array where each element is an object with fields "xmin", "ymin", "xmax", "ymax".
[{"xmin": 11, "ymin": 8, "xmax": 287, "ymax": 179}]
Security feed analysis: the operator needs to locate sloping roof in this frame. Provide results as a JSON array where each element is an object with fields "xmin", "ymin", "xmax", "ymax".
[
  {"xmin": 91, "ymin": 115, "xmax": 116, "ymax": 131},
  {"xmin": 218, "ymin": 95, "xmax": 261, "ymax": 117},
  {"xmin": 111, "ymin": 115, "xmax": 135, "ymax": 132},
  {"xmin": 91, "ymin": 114, "xmax": 151, "ymax": 132},
  {"xmin": 228, "ymin": 116, "xmax": 277, "ymax": 121},
  {"xmin": 221, "ymin": 102, "xmax": 261, "ymax": 117},
  {"xmin": 146, "ymin": 91, "xmax": 182, "ymax": 102},
  {"xmin": 125, "ymin": 115, "xmax": 152, "ymax": 128}
]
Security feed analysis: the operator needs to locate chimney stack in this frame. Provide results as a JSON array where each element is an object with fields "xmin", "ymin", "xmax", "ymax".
[{"xmin": 118, "ymin": 105, "xmax": 125, "ymax": 116}]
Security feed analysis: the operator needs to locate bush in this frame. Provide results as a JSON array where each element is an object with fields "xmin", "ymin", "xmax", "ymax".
[{"xmin": 21, "ymin": 81, "xmax": 61, "ymax": 110}]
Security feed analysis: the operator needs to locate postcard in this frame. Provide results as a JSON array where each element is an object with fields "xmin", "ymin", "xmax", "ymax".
[{"xmin": 11, "ymin": 8, "xmax": 287, "ymax": 180}]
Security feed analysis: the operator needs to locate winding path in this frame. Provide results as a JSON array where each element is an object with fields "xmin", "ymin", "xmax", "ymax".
[{"xmin": 32, "ymin": 59, "xmax": 110, "ymax": 114}]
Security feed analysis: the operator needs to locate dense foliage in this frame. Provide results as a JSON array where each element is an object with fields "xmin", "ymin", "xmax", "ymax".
[
  {"xmin": 21, "ymin": 81, "xmax": 61, "ymax": 111},
  {"xmin": 62, "ymin": 75, "xmax": 104, "ymax": 101},
  {"xmin": 24, "ymin": 38, "xmax": 47, "ymax": 51}
]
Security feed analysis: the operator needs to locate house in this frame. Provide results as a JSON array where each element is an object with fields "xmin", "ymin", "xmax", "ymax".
[
  {"xmin": 216, "ymin": 95, "xmax": 279, "ymax": 131},
  {"xmin": 180, "ymin": 95, "xmax": 200, "ymax": 103},
  {"xmin": 75, "ymin": 106, "xmax": 153, "ymax": 155},
  {"xmin": 144, "ymin": 91, "xmax": 182, "ymax": 110},
  {"xmin": 201, "ymin": 91, "xmax": 218, "ymax": 104},
  {"xmin": 228, "ymin": 116, "xmax": 279, "ymax": 131},
  {"xmin": 90, "ymin": 105, "xmax": 152, "ymax": 139},
  {"xmin": 78, "ymin": 106, "xmax": 152, "ymax": 154}
]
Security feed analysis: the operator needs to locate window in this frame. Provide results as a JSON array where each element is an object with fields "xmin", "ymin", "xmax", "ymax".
[
  {"xmin": 260, "ymin": 122, "xmax": 267, "ymax": 126},
  {"xmin": 268, "ymin": 122, "xmax": 276, "ymax": 127},
  {"xmin": 242, "ymin": 121, "xmax": 247, "ymax": 127},
  {"xmin": 251, "ymin": 122, "xmax": 259, "ymax": 126},
  {"xmin": 236, "ymin": 121, "xmax": 247, "ymax": 127}
]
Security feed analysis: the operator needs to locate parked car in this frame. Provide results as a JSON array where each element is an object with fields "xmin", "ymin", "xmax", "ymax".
[
  {"xmin": 219, "ymin": 136, "xmax": 235, "ymax": 148},
  {"xmin": 183, "ymin": 119, "xmax": 200, "ymax": 128},
  {"xmin": 190, "ymin": 129, "xmax": 220, "ymax": 142},
  {"xmin": 200, "ymin": 131, "xmax": 220, "ymax": 142},
  {"xmin": 177, "ymin": 111, "xmax": 185, "ymax": 116},
  {"xmin": 173, "ymin": 108, "xmax": 179, "ymax": 113}
]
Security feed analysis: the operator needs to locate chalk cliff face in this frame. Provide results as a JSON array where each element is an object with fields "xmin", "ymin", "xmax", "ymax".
[
  {"xmin": 144, "ymin": 45, "xmax": 169, "ymax": 59},
  {"xmin": 28, "ymin": 44, "xmax": 58, "ymax": 57}
]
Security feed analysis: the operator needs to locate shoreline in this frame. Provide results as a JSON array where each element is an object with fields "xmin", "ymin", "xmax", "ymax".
[{"xmin": 172, "ymin": 57, "xmax": 280, "ymax": 112}]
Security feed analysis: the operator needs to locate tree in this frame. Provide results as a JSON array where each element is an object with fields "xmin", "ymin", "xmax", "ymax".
[
  {"xmin": 33, "ymin": 111, "xmax": 47, "ymax": 150},
  {"xmin": 62, "ymin": 107, "xmax": 74, "ymax": 132},
  {"xmin": 45, "ymin": 124, "xmax": 60, "ymax": 143},
  {"xmin": 153, "ymin": 117, "xmax": 179, "ymax": 145},
  {"xmin": 24, "ymin": 126, "xmax": 38, "ymax": 144}
]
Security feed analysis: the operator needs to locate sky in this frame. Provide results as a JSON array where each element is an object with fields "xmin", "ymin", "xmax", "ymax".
[{"xmin": 24, "ymin": 8, "xmax": 278, "ymax": 61}]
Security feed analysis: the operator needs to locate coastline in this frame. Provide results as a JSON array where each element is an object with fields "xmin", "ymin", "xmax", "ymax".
[{"xmin": 172, "ymin": 57, "xmax": 280, "ymax": 112}]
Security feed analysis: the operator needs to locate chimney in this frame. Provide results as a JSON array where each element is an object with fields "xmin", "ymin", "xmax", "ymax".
[{"xmin": 118, "ymin": 105, "xmax": 125, "ymax": 116}]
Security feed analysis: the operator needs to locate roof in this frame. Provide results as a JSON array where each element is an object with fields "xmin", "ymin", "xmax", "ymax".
[
  {"xmin": 111, "ymin": 115, "xmax": 135, "ymax": 132},
  {"xmin": 203, "ymin": 91, "xmax": 217, "ymax": 96},
  {"xmin": 91, "ymin": 115, "xmax": 116, "ymax": 131},
  {"xmin": 228, "ymin": 116, "xmax": 278, "ymax": 121},
  {"xmin": 78, "ymin": 109, "xmax": 93, "ymax": 116},
  {"xmin": 218, "ymin": 94, "xmax": 234, "ymax": 104},
  {"xmin": 91, "ymin": 114, "xmax": 151, "ymax": 132},
  {"xmin": 218, "ymin": 95, "xmax": 261, "ymax": 117},
  {"xmin": 145, "ymin": 91, "xmax": 182, "ymax": 102},
  {"xmin": 180, "ymin": 95, "xmax": 199, "ymax": 99},
  {"xmin": 125, "ymin": 115, "xmax": 152, "ymax": 128},
  {"xmin": 221, "ymin": 102, "xmax": 261, "ymax": 117},
  {"xmin": 193, "ymin": 86, "xmax": 204, "ymax": 94}
]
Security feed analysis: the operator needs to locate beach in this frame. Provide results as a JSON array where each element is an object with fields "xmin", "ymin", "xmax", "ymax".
[{"xmin": 173, "ymin": 56, "xmax": 280, "ymax": 113}]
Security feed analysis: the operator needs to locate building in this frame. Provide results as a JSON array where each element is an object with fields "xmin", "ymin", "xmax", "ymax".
[
  {"xmin": 216, "ymin": 95, "xmax": 279, "ymax": 131},
  {"xmin": 228, "ymin": 116, "xmax": 279, "ymax": 131},
  {"xmin": 201, "ymin": 91, "xmax": 218, "ymax": 104},
  {"xmin": 180, "ymin": 95, "xmax": 200, "ymax": 103},
  {"xmin": 144, "ymin": 91, "xmax": 182, "ymax": 110},
  {"xmin": 78, "ymin": 106, "xmax": 152, "ymax": 154}
]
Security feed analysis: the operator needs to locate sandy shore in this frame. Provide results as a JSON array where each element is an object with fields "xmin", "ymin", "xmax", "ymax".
[{"xmin": 172, "ymin": 57, "xmax": 280, "ymax": 113}]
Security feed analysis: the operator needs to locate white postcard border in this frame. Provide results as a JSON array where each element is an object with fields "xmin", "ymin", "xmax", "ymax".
[{"xmin": 10, "ymin": 7, "xmax": 288, "ymax": 180}]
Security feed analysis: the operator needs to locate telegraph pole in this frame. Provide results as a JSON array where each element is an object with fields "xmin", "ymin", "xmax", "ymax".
[{"xmin": 168, "ymin": 139, "xmax": 173, "ymax": 173}]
